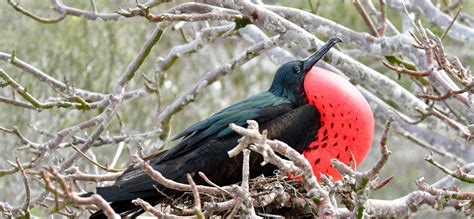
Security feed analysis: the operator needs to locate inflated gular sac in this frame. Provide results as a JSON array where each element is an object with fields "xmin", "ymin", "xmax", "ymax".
[{"xmin": 303, "ymin": 67, "xmax": 374, "ymax": 180}]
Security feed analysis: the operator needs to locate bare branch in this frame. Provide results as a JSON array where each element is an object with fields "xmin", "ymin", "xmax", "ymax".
[
  {"xmin": 425, "ymin": 153, "xmax": 474, "ymax": 184},
  {"xmin": 132, "ymin": 198, "xmax": 191, "ymax": 218},
  {"xmin": 441, "ymin": 6, "xmax": 463, "ymax": 39},
  {"xmin": 0, "ymin": 126, "xmax": 45, "ymax": 151},
  {"xmin": 402, "ymin": 131, "xmax": 466, "ymax": 164},
  {"xmin": 7, "ymin": 0, "xmax": 66, "ymax": 23},
  {"xmin": 187, "ymin": 174, "xmax": 204, "ymax": 219},
  {"xmin": 68, "ymin": 144, "xmax": 123, "ymax": 172},
  {"xmin": 366, "ymin": 115, "xmax": 394, "ymax": 178},
  {"xmin": 238, "ymin": 149, "xmax": 256, "ymax": 217},
  {"xmin": 338, "ymin": 191, "xmax": 468, "ymax": 217},
  {"xmin": 331, "ymin": 116, "xmax": 394, "ymax": 218},
  {"xmin": 118, "ymin": 2, "xmax": 241, "ymax": 23},
  {"xmin": 353, "ymin": 0, "xmax": 381, "ymax": 37},
  {"xmin": 0, "ymin": 95, "xmax": 37, "ymax": 110},
  {"xmin": 63, "ymin": 167, "xmax": 121, "ymax": 182},
  {"xmin": 416, "ymin": 177, "xmax": 474, "ymax": 200},
  {"xmin": 51, "ymin": 0, "xmax": 121, "ymax": 21},
  {"xmin": 0, "ymin": 52, "xmax": 107, "ymax": 101},
  {"xmin": 14, "ymin": 158, "xmax": 31, "ymax": 216},
  {"xmin": 0, "ymin": 69, "xmax": 91, "ymax": 110},
  {"xmin": 41, "ymin": 168, "xmax": 119, "ymax": 218},
  {"xmin": 382, "ymin": 61, "xmax": 433, "ymax": 77},
  {"xmin": 132, "ymin": 155, "xmax": 228, "ymax": 195}
]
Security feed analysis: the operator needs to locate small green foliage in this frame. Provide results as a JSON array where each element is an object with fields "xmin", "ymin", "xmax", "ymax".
[
  {"xmin": 29, "ymin": 207, "xmax": 44, "ymax": 217},
  {"xmin": 385, "ymin": 56, "xmax": 417, "ymax": 71},
  {"xmin": 311, "ymin": 196, "xmax": 321, "ymax": 205},
  {"xmin": 234, "ymin": 17, "xmax": 251, "ymax": 29},
  {"xmin": 357, "ymin": 206, "xmax": 365, "ymax": 219}
]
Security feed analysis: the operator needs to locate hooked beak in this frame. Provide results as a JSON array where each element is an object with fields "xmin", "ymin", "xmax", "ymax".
[{"xmin": 303, "ymin": 37, "xmax": 343, "ymax": 73}]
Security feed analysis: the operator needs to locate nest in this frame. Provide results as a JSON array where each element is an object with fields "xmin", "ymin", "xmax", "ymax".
[{"xmin": 154, "ymin": 172, "xmax": 318, "ymax": 218}]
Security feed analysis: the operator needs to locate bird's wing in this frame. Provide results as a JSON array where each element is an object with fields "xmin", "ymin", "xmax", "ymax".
[
  {"xmin": 160, "ymin": 91, "xmax": 292, "ymax": 161},
  {"xmin": 173, "ymin": 92, "xmax": 291, "ymax": 140}
]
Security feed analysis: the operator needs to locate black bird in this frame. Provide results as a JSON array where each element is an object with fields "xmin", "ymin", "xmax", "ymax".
[{"xmin": 90, "ymin": 37, "xmax": 358, "ymax": 218}]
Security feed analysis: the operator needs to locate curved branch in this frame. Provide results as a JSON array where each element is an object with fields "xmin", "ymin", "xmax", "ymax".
[
  {"xmin": 51, "ymin": 0, "xmax": 121, "ymax": 21},
  {"xmin": 7, "ymin": 0, "xmax": 66, "ymax": 24}
]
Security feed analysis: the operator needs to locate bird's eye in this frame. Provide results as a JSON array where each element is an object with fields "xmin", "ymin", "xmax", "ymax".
[{"xmin": 294, "ymin": 66, "xmax": 301, "ymax": 74}]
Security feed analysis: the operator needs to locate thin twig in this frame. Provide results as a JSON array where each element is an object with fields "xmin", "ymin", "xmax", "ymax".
[
  {"xmin": 41, "ymin": 168, "xmax": 119, "ymax": 218},
  {"xmin": 187, "ymin": 174, "xmax": 204, "ymax": 219},
  {"xmin": 15, "ymin": 158, "xmax": 31, "ymax": 215},
  {"xmin": 198, "ymin": 172, "xmax": 233, "ymax": 196},
  {"xmin": 0, "ymin": 69, "xmax": 91, "ymax": 110},
  {"xmin": 132, "ymin": 155, "xmax": 229, "ymax": 195},
  {"xmin": 441, "ymin": 6, "xmax": 463, "ymax": 39},
  {"xmin": 425, "ymin": 153, "xmax": 474, "ymax": 183},
  {"xmin": 132, "ymin": 198, "xmax": 183, "ymax": 218},
  {"xmin": 378, "ymin": 0, "xmax": 387, "ymax": 35},
  {"xmin": 353, "ymin": 0, "xmax": 380, "ymax": 37},
  {"xmin": 416, "ymin": 177, "xmax": 474, "ymax": 200},
  {"xmin": 7, "ymin": 0, "xmax": 66, "ymax": 23},
  {"xmin": 63, "ymin": 167, "xmax": 121, "ymax": 182},
  {"xmin": 401, "ymin": 131, "xmax": 465, "ymax": 164},
  {"xmin": 68, "ymin": 144, "xmax": 123, "ymax": 172},
  {"xmin": 366, "ymin": 115, "xmax": 394, "ymax": 178}
]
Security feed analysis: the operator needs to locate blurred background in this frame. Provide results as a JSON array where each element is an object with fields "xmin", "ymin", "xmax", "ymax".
[{"xmin": 1, "ymin": 0, "xmax": 473, "ymax": 218}]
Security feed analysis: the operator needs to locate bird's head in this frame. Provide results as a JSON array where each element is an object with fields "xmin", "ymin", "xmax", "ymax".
[
  {"xmin": 269, "ymin": 37, "xmax": 343, "ymax": 105},
  {"xmin": 271, "ymin": 37, "xmax": 374, "ymax": 181}
]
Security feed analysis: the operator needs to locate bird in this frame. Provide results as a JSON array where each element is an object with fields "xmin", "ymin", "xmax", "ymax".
[{"xmin": 89, "ymin": 37, "xmax": 374, "ymax": 218}]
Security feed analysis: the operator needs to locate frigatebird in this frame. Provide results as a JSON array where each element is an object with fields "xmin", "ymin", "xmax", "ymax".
[{"xmin": 90, "ymin": 37, "xmax": 374, "ymax": 218}]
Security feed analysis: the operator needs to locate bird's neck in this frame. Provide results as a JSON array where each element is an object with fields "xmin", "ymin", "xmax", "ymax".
[{"xmin": 269, "ymin": 86, "xmax": 307, "ymax": 106}]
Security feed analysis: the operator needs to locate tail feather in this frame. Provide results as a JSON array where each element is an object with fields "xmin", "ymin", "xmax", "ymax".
[{"xmin": 89, "ymin": 185, "xmax": 163, "ymax": 218}]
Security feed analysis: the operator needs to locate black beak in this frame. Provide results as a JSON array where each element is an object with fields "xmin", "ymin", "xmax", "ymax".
[{"xmin": 303, "ymin": 37, "xmax": 343, "ymax": 72}]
